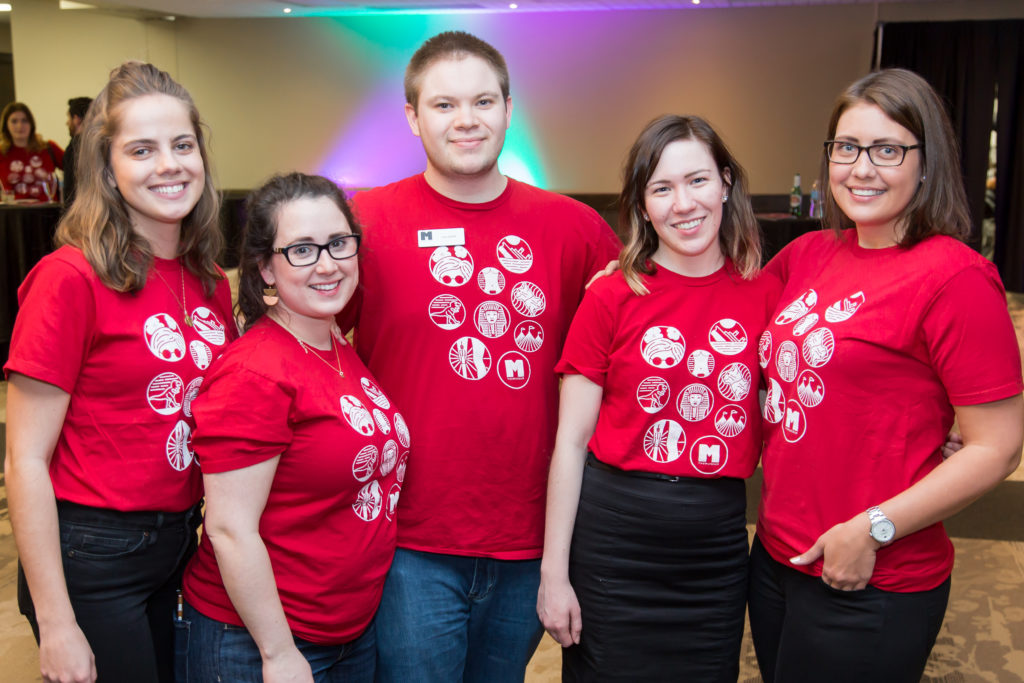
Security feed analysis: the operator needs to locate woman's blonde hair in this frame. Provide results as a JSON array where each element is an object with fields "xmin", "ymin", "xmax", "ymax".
[
  {"xmin": 619, "ymin": 114, "xmax": 761, "ymax": 295},
  {"xmin": 56, "ymin": 61, "xmax": 223, "ymax": 295}
]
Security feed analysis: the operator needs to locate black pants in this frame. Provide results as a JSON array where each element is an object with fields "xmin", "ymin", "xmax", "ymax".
[
  {"xmin": 18, "ymin": 500, "xmax": 200, "ymax": 683},
  {"xmin": 563, "ymin": 457, "xmax": 749, "ymax": 682},
  {"xmin": 748, "ymin": 535, "xmax": 950, "ymax": 683}
]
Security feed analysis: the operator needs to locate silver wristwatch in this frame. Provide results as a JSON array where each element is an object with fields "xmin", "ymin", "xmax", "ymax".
[{"xmin": 866, "ymin": 506, "xmax": 895, "ymax": 545}]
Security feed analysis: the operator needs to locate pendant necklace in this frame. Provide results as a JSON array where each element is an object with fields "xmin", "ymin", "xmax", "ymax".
[
  {"xmin": 152, "ymin": 260, "xmax": 193, "ymax": 327},
  {"xmin": 273, "ymin": 316, "xmax": 345, "ymax": 378}
]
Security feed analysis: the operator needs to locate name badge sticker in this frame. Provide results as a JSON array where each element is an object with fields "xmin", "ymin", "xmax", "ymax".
[{"xmin": 417, "ymin": 228, "xmax": 465, "ymax": 248}]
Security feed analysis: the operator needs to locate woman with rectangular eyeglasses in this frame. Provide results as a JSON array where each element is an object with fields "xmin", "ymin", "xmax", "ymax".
[
  {"xmin": 177, "ymin": 173, "xmax": 409, "ymax": 682},
  {"xmin": 748, "ymin": 68, "xmax": 1024, "ymax": 683}
]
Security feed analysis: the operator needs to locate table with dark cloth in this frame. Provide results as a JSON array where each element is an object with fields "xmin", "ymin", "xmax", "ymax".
[
  {"xmin": 1, "ymin": 203, "xmax": 62, "ymax": 365},
  {"xmin": 757, "ymin": 213, "xmax": 823, "ymax": 263}
]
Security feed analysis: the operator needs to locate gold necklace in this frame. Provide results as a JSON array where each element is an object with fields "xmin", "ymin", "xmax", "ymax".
[
  {"xmin": 272, "ymin": 316, "xmax": 345, "ymax": 377},
  {"xmin": 152, "ymin": 261, "xmax": 193, "ymax": 327}
]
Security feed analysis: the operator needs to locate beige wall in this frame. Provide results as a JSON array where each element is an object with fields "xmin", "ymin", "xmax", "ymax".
[{"xmin": 10, "ymin": 0, "xmax": 1024, "ymax": 194}]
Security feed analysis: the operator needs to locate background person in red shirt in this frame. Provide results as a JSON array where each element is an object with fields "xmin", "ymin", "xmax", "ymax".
[
  {"xmin": 4, "ymin": 62, "xmax": 233, "ymax": 683},
  {"xmin": 0, "ymin": 101, "xmax": 63, "ymax": 201}
]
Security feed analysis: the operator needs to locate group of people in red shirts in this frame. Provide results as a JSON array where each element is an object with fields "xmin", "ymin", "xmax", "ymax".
[{"xmin": 5, "ymin": 27, "xmax": 1022, "ymax": 683}]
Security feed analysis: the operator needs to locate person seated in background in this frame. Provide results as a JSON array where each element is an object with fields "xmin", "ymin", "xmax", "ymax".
[
  {"xmin": 62, "ymin": 96, "xmax": 92, "ymax": 207},
  {"xmin": 0, "ymin": 101, "xmax": 63, "ymax": 202}
]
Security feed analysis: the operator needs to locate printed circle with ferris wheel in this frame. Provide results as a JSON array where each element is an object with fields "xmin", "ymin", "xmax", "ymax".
[
  {"xmin": 640, "ymin": 325, "xmax": 685, "ymax": 368},
  {"xmin": 166, "ymin": 420, "xmax": 193, "ymax": 472},
  {"xmin": 497, "ymin": 351, "xmax": 531, "ymax": 389},
  {"xmin": 352, "ymin": 480, "xmax": 383, "ymax": 522},
  {"xmin": 763, "ymin": 378, "xmax": 785, "ymax": 424},
  {"xmin": 448, "ymin": 336, "xmax": 491, "ymax": 380},
  {"xmin": 690, "ymin": 435, "xmax": 728, "ymax": 475},
  {"xmin": 429, "ymin": 246, "xmax": 474, "ymax": 287},
  {"xmin": 496, "ymin": 235, "xmax": 534, "ymax": 274},
  {"xmin": 643, "ymin": 419, "xmax": 686, "ymax": 464}
]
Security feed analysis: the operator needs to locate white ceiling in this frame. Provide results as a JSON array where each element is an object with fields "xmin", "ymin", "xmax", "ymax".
[{"xmin": 62, "ymin": 0, "xmax": 951, "ymax": 20}]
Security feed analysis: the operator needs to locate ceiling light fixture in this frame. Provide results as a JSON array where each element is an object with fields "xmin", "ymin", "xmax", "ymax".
[{"xmin": 283, "ymin": 7, "xmax": 293, "ymax": 13}]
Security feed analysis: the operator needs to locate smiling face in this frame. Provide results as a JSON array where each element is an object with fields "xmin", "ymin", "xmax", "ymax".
[
  {"xmin": 108, "ymin": 93, "xmax": 205, "ymax": 244},
  {"xmin": 829, "ymin": 101, "xmax": 922, "ymax": 247},
  {"xmin": 405, "ymin": 55, "xmax": 512, "ymax": 195},
  {"xmin": 260, "ymin": 196, "xmax": 359, "ymax": 342},
  {"xmin": 644, "ymin": 138, "xmax": 729, "ymax": 277},
  {"xmin": 7, "ymin": 111, "xmax": 31, "ymax": 148}
]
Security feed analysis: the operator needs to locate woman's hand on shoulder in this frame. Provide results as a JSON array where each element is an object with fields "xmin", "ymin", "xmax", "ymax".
[
  {"xmin": 537, "ymin": 573, "xmax": 582, "ymax": 648},
  {"xmin": 585, "ymin": 260, "xmax": 620, "ymax": 289},
  {"xmin": 38, "ymin": 621, "xmax": 96, "ymax": 683},
  {"xmin": 263, "ymin": 645, "xmax": 314, "ymax": 683},
  {"xmin": 789, "ymin": 515, "xmax": 878, "ymax": 591}
]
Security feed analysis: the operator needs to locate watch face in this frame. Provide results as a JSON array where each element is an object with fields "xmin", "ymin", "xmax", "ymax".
[{"xmin": 871, "ymin": 520, "xmax": 895, "ymax": 543}]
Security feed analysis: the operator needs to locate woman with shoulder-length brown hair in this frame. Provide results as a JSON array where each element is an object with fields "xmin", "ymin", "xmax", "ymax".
[
  {"xmin": 3, "ymin": 61, "xmax": 235, "ymax": 683},
  {"xmin": 749, "ymin": 68, "xmax": 1024, "ymax": 683},
  {"xmin": 0, "ymin": 101, "xmax": 64, "ymax": 201},
  {"xmin": 538, "ymin": 114, "xmax": 781, "ymax": 681}
]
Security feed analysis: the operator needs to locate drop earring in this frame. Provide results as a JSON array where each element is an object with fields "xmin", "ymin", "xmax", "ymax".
[
  {"xmin": 722, "ymin": 192, "xmax": 729, "ymax": 203},
  {"xmin": 263, "ymin": 284, "xmax": 279, "ymax": 307}
]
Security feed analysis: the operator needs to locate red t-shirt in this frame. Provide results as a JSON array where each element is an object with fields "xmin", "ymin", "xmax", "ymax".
[
  {"xmin": 183, "ymin": 317, "xmax": 408, "ymax": 644},
  {"xmin": 1, "ymin": 142, "xmax": 63, "ymax": 201},
  {"xmin": 343, "ymin": 174, "xmax": 620, "ymax": 559},
  {"xmin": 4, "ymin": 246, "xmax": 236, "ymax": 511},
  {"xmin": 558, "ymin": 261, "xmax": 781, "ymax": 477},
  {"xmin": 758, "ymin": 229, "xmax": 1023, "ymax": 591}
]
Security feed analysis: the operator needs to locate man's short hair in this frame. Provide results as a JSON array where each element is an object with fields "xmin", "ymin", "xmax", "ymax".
[
  {"xmin": 68, "ymin": 96, "xmax": 93, "ymax": 120},
  {"xmin": 404, "ymin": 31, "xmax": 510, "ymax": 109}
]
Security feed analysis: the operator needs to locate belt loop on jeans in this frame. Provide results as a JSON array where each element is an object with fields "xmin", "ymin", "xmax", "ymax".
[{"xmin": 586, "ymin": 452, "xmax": 683, "ymax": 483}]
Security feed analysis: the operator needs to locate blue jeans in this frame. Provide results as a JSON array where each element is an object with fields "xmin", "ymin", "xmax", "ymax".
[
  {"xmin": 18, "ymin": 501, "xmax": 199, "ymax": 683},
  {"xmin": 374, "ymin": 548, "xmax": 544, "ymax": 683},
  {"xmin": 176, "ymin": 602, "xmax": 375, "ymax": 682}
]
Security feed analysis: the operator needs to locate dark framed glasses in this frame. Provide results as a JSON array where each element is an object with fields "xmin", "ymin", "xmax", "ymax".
[{"xmin": 272, "ymin": 235, "xmax": 361, "ymax": 267}]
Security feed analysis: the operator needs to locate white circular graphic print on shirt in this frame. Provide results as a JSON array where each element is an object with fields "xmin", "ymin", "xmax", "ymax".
[
  {"xmin": 352, "ymin": 445, "xmax": 379, "ymax": 482},
  {"xmin": 380, "ymin": 440, "xmax": 399, "ymax": 477},
  {"xmin": 643, "ymin": 419, "xmax": 686, "ymax": 464},
  {"xmin": 797, "ymin": 370, "xmax": 825, "ymax": 407},
  {"xmin": 360, "ymin": 377, "xmax": 391, "ymax": 409},
  {"xmin": 758, "ymin": 331, "xmax": 772, "ymax": 369},
  {"xmin": 826, "ymin": 291, "xmax": 866, "ymax": 323},
  {"xmin": 428, "ymin": 294, "xmax": 466, "ymax": 330},
  {"xmin": 782, "ymin": 399, "xmax": 808, "ymax": 443},
  {"xmin": 352, "ymin": 480, "xmax": 383, "ymax": 522},
  {"xmin": 182, "ymin": 377, "xmax": 203, "ymax": 418},
  {"xmin": 775, "ymin": 341, "xmax": 799, "ymax": 383},
  {"xmin": 429, "ymin": 246, "xmax": 474, "ymax": 287},
  {"xmin": 763, "ymin": 378, "xmax": 785, "ymax": 424},
  {"xmin": 717, "ymin": 363, "xmax": 752, "ymax": 401},
  {"xmin": 636, "ymin": 377, "xmax": 670, "ymax": 414},
  {"xmin": 477, "ymin": 267, "xmax": 506, "ymax": 295},
  {"xmin": 802, "ymin": 328, "xmax": 835, "ymax": 368},
  {"xmin": 775, "ymin": 289, "xmax": 818, "ymax": 325},
  {"xmin": 144, "ymin": 313, "xmax": 186, "ymax": 362},
  {"xmin": 678, "ymin": 384, "xmax": 713, "ymax": 422},
  {"xmin": 340, "ymin": 395, "xmax": 375, "ymax": 436},
  {"xmin": 496, "ymin": 235, "xmax": 534, "ymax": 274},
  {"xmin": 449, "ymin": 337, "xmax": 491, "ymax": 380},
  {"xmin": 396, "ymin": 452, "xmax": 409, "ymax": 483},
  {"xmin": 190, "ymin": 306, "xmax": 226, "ymax": 346},
  {"xmin": 385, "ymin": 483, "xmax": 401, "ymax": 522},
  {"xmin": 166, "ymin": 420, "xmax": 193, "ymax": 471},
  {"xmin": 792, "ymin": 313, "xmax": 819, "ymax": 337},
  {"xmin": 687, "ymin": 350, "xmax": 715, "ymax": 378},
  {"xmin": 640, "ymin": 326, "xmax": 685, "ymax": 369},
  {"xmin": 189, "ymin": 340, "xmax": 213, "ymax": 371},
  {"xmin": 393, "ymin": 413, "xmax": 410, "ymax": 448},
  {"xmin": 497, "ymin": 351, "xmax": 531, "ymax": 390},
  {"xmin": 513, "ymin": 322, "xmax": 544, "ymax": 353},
  {"xmin": 147, "ymin": 372, "xmax": 184, "ymax": 416},
  {"xmin": 373, "ymin": 409, "xmax": 392, "ymax": 435},
  {"xmin": 510, "ymin": 282, "xmax": 546, "ymax": 317},
  {"xmin": 690, "ymin": 435, "xmax": 728, "ymax": 475},
  {"xmin": 474, "ymin": 301, "xmax": 511, "ymax": 338},
  {"xmin": 708, "ymin": 319, "xmax": 747, "ymax": 355},
  {"xmin": 714, "ymin": 405, "xmax": 747, "ymax": 438}
]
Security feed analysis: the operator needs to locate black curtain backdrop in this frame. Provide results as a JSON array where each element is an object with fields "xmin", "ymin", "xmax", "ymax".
[{"xmin": 876, "ymin": 20, "xmax": 1024, "ymax": 292}]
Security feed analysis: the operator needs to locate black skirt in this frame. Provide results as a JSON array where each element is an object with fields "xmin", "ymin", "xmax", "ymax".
[{"xmin": 563, "ymin": 456, "xmax": 748, "ymax": 682}]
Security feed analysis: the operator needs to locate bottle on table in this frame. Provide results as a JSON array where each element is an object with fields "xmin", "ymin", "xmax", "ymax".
[
  {"xmin": 789, "ymin": 173, "xmax": 803, "ymax": 217},
  {"xmin": 809, "ymin": 179, "xmax": 822, "ymax": 219}
]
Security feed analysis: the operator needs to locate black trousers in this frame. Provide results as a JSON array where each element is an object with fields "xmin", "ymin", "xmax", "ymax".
[
  {"xmin": 18, "ymin": 500, "xmax": 200, "ymax": 683},
  {"xmin": 748, "ymin": 535, "xmax": 950, "ymax": 683},
  {"xmin": 563, "ymin": 457, "xmax": 749, "ymax": 682}
]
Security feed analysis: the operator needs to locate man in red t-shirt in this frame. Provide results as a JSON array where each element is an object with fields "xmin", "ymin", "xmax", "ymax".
[{"xmin": 340, "ymin": 31, "xmax": 620, "ymax": 683}]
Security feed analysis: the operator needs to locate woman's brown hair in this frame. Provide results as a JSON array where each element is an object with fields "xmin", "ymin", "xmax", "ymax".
[
  {"xmin": 55, "ymin": 61, "xmax": 223, "ymax": 295},
  {"xmin": 0, "ymin": 102, "xmax": 49, "ymax": 154},
  {"xmin": 821, "ymin": 68, "xmax": 970, "ymax": 245},
  {"xmin": 619, "ymin": 114, "xmax": 761, "ymax": 295}
]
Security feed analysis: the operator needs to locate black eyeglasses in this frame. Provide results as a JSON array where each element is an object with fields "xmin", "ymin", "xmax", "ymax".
[
  {"xmin": 824, "ymin": 140, "xmax": 923, "ymax": 167},
  {"xmin": 272, "ymin": 235, "xmax": 361, "ymax": 267}
]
